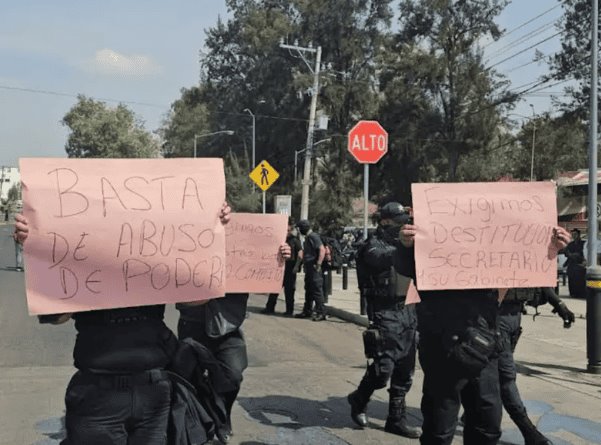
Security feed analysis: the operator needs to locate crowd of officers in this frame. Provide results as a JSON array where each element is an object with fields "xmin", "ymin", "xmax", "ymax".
[{"xmin": 13, "ymin": 196, "xmax": 577, "ymax": 445}]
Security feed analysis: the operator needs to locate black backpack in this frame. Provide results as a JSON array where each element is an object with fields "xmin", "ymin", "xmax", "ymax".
[
  {"xmin": 167, "ymin": 338, "xmax": 231, "ymax": 444},
  {"xmin": 322, "ymin": 236, "xmax": 344, "ymax": 269}
]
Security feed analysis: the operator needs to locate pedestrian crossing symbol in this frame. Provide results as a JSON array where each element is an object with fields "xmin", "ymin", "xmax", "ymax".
[{"xmin": 249, "ymin": 160, "xmax": 279, "ymax": 191}]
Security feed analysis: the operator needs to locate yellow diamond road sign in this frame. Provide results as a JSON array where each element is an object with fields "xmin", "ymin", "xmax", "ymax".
[{"xmin": 249, "ymin": 160, "xmax": 279, "ymax": 191}]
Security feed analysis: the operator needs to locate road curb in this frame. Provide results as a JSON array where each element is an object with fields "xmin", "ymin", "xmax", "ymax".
[{"xmin": 326, "ymin": 305, "xmax": 369, "ymax": 327}]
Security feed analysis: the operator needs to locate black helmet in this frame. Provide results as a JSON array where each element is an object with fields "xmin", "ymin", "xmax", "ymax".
[
  {"xmin": 379, "ymin": 202, "xmax": 411, "ymax": 225},
  {"xmin": 296, "ymin": 219, "xmax": 311, "ymax": 231}
]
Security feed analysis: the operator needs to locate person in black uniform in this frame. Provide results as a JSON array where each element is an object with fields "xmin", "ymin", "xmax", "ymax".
[
  {"xmin": 347, "ymin": 202, "xmax": 421, "ymax": 439},
  {"xmin": 562, "ymin": 229, "xmax": 586, "ymax": 298},
  {"xmin": 263, "ymin": 218, "xmax": 303, "ymax": 316},
  {"xmin": 495, "ymin": 287, "xmax": 575, "ymax": 445},
  {"xmin": 294, "ymin": 219, "xmax": 327, "ymax": 321},
  {"xmin": 177, "ymin": 293, "xmax": 250, "ymax": 444},
  {"xmin": 27, "ymin": 202, "xmax": 232, "ymax": 445},
  {"xmin": 398, "ymin": 220, "xmax": 572, "ymax": 445},
  {"xmin": 177, "ymin": 243, "xmax": 291, "ymax": 443}
]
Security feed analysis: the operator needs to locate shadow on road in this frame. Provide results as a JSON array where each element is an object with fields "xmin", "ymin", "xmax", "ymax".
[{"xmin": 238, "ymin": 394, "xmax": 422, "ymax": 431}]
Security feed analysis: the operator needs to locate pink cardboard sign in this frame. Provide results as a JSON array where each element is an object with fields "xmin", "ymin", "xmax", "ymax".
[
  {"xmin": 225, "ymin": 213, "xmax": 288, "ymax": 293},
  {"xmin": 411, "ymin": 182, "xmax": 558, "ymax": 291},
  {"xmin": 406, "ymin": 280, "xmax": 421, "ymax": 305},
  {"xmin": 20, "ymin": 158, "xmax": 226, "ymax": 315}
]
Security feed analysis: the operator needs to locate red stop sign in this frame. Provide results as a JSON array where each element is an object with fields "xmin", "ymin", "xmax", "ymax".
[{"xmin": 347, "ymin": 120, "xmax": 388, "ymax": 164}]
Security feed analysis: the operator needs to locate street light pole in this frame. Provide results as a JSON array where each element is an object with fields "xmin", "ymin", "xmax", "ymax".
[
  {"xmin": 530, "ymin": 104, "xmax": 536, "ymax": 181},
  {"xmin": 244, "ymin": 108, "xmax": 257, "ymax": 168},
  {"xmin": 193, "ymin": 130, "xmax": 234, "ymax": 157},
  {"xmin": 243, "ymin": 109, "xmax": 256, "ymax": 190},
  {"xmin": 280, "ymin": 41, "xmax": 322, "ymax": 220},
  {"xmin": 294, "ymin": 138, "xmax": 331, "ymax": 185}
]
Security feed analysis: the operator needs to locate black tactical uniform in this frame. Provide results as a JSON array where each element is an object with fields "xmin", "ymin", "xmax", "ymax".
[
  {"xmin": 347, "ymin": 203, "xmax": 420, "ymax": 438},
  {"xmin": 295, "ymin": 220, "xmax": 326, "ymax": 321},
  {"xmin": 264, "ymin": 230, "xmax": 303, "ymax": 315},
  {"xmin": 497, "ymin": 287, "xmax": 574, "ymax": 445},
  {"xmin": 177, "ymin": 294, "xmax": 249, "ymax": 441},
  {"xmin": 62, "ymin": 305, "xmax": 178, "ymax": 445},
  {"xmin": 397, "ymin": 246, "xmax": 502, "ymax": 445}
]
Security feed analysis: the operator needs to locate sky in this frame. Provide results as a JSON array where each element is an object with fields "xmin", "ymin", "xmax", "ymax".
[{"xmin": 0, "ymin": 0, "xmax": 568, "ymax": 166}]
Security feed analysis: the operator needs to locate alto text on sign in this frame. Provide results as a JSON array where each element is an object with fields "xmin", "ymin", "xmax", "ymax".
[{"xmin": 347, "ymin": 120, "xmax": 388, "ymax": 164}]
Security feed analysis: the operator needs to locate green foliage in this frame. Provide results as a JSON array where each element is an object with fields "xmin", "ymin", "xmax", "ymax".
[
  {"xmin": 512, "ymin": 114, "xmax": 587, "ymax": 180},
  {"xmin": 378, "ymin": 0, "xmax": 513, "ymax": 188},
  {"xmin": 160, "ymin": 87, "xmax": 212, "ymax": 158},
  {"xmin": 224, "ymin": 151, "xmax": 261, "ymax": 212},
  {"xmin": 62, "ymin": 95, "xmax": 159, "ymax": 158},
  {"xmin": 549, "ymin": 0, "xmax": 599, "ymax": 115},
  {"xmin": 162, "ymin": 0, "xmax": 394, "ymax": 226}
]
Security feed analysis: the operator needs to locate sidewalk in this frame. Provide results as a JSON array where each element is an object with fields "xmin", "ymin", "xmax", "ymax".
[
  {"xmin": 322, "ymin": 269, "xmax": 588, "ymax": 325},
  {"xmin": 273, "ymin": 269, "xmax": 601, "ymax": 444}
]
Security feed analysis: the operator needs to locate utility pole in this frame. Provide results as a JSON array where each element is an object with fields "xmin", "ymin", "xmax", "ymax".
[
  {"xmin": 529, "ymin": 104, "xmax": 536, "ymax": 181},
  {"xmin": 280, "ymin": 41, "xmax": 321, "ymax": 220},
  {"xmin": 586, "ymin": 0, "xmax": 601, "ymax": 375}
]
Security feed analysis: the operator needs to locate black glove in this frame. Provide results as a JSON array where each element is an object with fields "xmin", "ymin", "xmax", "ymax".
[{"xmin": 552, "ymin": 302, "xmax": 575, "ymax": 328}]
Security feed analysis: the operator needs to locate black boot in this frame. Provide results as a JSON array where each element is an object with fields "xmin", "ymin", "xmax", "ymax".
[
  {"xmin": 384, "ymin": 397, "xmax": 421, "ymax": 439},
  {"xmin": 347, "ymin": 390, "xmax": 369, "ymax": 428},
  {"xmin": 513, "ymin": 415, "xmax": 553, "ymax": 445}
]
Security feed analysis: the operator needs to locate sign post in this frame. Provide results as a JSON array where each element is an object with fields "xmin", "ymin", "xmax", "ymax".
[
  {"xmin": 347, "ymin": 120, "xmax": 388, "ymax": 238},
  {"xmin": 249, "ymin": 160, "xmax": 280, "ymax": 214}
]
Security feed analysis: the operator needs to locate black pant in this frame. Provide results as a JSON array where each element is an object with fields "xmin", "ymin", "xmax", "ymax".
[
  {"xmin": 302, "ymin": 263, "xmax": 325, "ymax": 315},
  {"xmin": 356, "ymin": 304, "xmax": 417, "ymax": 402},
  {"xmin": 177, "ymin": 320, "xmax": 248, "ymax": 422},
  {"xmin": 62, "ymin": 370, "xmax": 171, "ymax": 445},
  {"xmin": 498, "ymin": 302, "xmax": 529, "ymax": 421},
  {"xmin": 417, "ymin": 298, "xmax": 501, "ymax": 445},
  {"xmin": 266, "ymin": 269, "xmax": 297, "ymax": 313},
  {"xmin": 567, "ymin": 264, "xmax": 586, "ymax": 298}
]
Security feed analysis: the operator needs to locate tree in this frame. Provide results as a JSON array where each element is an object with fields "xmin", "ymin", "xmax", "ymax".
[
  {"xmin": 512, "ymin": 114, "xmax": 587, "ymax": 180},
  {"xmin": 224, "ymin": 152, "xmax": 261, "ymax": 212},
  {"xmin": 160, "ymin": 87, "xmax": 213, "ymax": 158},
  {"xmin": 62, "ymin": 95, "xmax": 159, "ymax": 158},
  {"xmin": 377, "ymin": 0, "xmax": 513, "ymax": 193},
  {"xmin": 163, "ymin": 0, "xmax": 393, "ymax": 226},
  {"xmin": 549, "ymin": 0, "xmax": 599, "ymax": 116}
]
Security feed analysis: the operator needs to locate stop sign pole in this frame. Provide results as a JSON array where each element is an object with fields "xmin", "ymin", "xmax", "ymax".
[{"xmin": 347, "ymin": 121, "xmax": 388, "ymax": 239}]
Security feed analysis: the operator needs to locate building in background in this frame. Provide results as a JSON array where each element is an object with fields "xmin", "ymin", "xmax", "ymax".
[
  {"xmin": 0, "ymin": 166, "xmax": 20, "ymax": 201},
  {"xmin": 556, "ymin": 169, "xmax": 601, "ymax": 235}
]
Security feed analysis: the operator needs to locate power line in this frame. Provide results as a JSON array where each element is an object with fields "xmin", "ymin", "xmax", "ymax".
[
  {"xmin": 483, "ymin": 3, "xmax": 562, "ymax": 49},
  {"xmin": 0, "ymin": 83, "xmax": 309, "ymax": 124},
  {"xmin": 0, "ymin": 84, "xmax": 166, "ymax": 109},
  {"xmin": 488, "ymin": 19, "xmax": 559, "ymax": 61},
  {"xmin": 506, "ymin": 58, "xmax": 540, "ymax": 74},
  {"xmin": 488, "ymin": 31, "xmax": 562, "ymax": 69}
]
